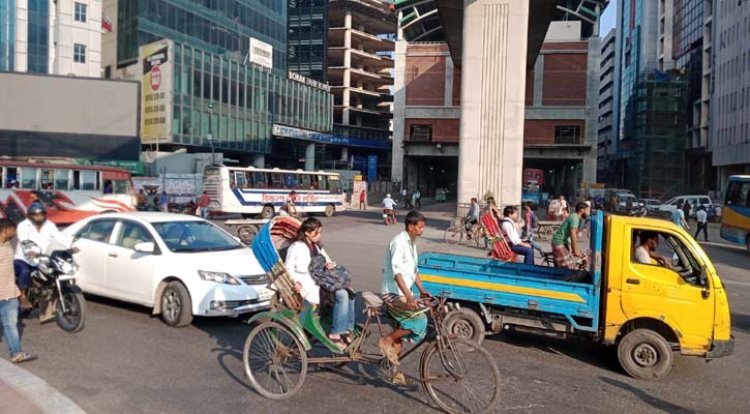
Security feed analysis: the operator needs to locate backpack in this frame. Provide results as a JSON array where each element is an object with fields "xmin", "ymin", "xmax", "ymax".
[{"xmin": 308, "ymin": 254, "xmax": 351, "ymax": 293}]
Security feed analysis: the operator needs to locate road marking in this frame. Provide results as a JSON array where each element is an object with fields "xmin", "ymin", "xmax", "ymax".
[{"xmin": 722, "ymin": 279, "xmax": 750, "ymax": 287}]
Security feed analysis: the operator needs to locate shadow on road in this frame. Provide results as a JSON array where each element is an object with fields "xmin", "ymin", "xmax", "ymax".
[
  {"xmin": 731, "ymin": 313, "xmax": 750, "ymax": 335},
  {"xmin": 599, "ymin": 377, "xmax": 697, "ymax": 414}
]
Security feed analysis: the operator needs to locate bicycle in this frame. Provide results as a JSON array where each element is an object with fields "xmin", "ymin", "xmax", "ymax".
[
  {"xmin": 244, "ymin": 217, "xmax": 501, "ymax": 414},
  {"xmin": 444, "ymin": 218, "xmax": 484, "ymax": 248}
]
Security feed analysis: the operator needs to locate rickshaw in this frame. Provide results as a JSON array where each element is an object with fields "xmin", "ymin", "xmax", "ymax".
[{"xmin": 243, "ymin": 217, "xmax": 501, "ymax": 414}]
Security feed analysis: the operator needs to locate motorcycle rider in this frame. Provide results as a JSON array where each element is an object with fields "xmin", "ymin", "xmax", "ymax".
[
  {"xmin": 382, "ymin": 193, "xmax": 397, "ymax": 225},
  {"xmin": 13, "ymin": 203, "xmax": 77, "ymax": 310}
]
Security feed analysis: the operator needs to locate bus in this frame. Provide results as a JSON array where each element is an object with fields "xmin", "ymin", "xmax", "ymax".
[
  {"xmin": 0, "ymin": 161, "xmax": 137, "ymax": 225},
  {"xmin": 203, "ymin": 166, "xmax": 345, "ymax": 218},
  {"xmin": 721, "ymin": 175, "xmax": 750, "ymax": 254}
]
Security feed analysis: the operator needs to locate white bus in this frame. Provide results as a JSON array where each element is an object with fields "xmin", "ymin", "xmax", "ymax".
[{"xmin": 204, "ymin": 166, "xmax": 346, "ymax": 218}]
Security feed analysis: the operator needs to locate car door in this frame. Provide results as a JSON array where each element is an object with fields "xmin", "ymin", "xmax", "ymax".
[
  {"xmin": 105, "ymin": 219, "xmax": 159, "ymax": 305},
  {"xmin": 620, "ymin": 226, "xmax": 715, "ymax": 351},
  {"xmin": 71, "ymin": 218, "xmax": 117, "ymax": 293}
]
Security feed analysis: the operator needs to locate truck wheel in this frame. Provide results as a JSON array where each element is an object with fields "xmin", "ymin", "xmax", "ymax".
[
  {"xmin": 617, "ymin": 329, "xmax": 673, "ymax": 380},
  {"xmin": 444, "ymin": 308, "xmax": 485, "ymax": 346},
  {"xmin": 324, "ymin": 204, "xmax": 335, "ymax": 217}
]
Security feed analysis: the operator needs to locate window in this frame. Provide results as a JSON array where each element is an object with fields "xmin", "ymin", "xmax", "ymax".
[
  {"xmin": 554, "ymin": 125, "xmax": 581, "ymax": 144},
  {"xmin": 111, "ymin": 179, "xmax": 130, "ymax": 194},
  {"xmin": 55, "ymin": 169, "xmax": 70, "ymax": 190},
  {"xmin": 630, "ymin": 230, "xmax": 704, "ymax": 287},
  {"xmin": 74, "ymin": 43, "xmax": 86, "ymax": 63},
  {"xmin": 40, "ymin": 169, "xmax": 54, "ymax": 190},
  {"xmin": 725, "ymin": 180, "xmax": 750, "ymax": 206},
  {"xmin": 74, "ymin": 2, "xmax": 87, "ymax": 23},
  {"xmin": 75, "ymin": 170, "xmax": 99, "ymax": 190},
  {"xmin": 20, "ymin": 167, "xmax": 37, "ymax": 189},
  {"xmin": 250, "ymin": 172, "xmax": 268, "ymax": 189},
  {"xmin": 409, "ymin": 125, "xmax": 432, "ymax": 142},
  {"xmin": 116, "ymin": 221, "xmax": 154, "ymax": 250},
  {"xmin": 76, "ymin": 219, "xmax": 116, "ymax": 243}
]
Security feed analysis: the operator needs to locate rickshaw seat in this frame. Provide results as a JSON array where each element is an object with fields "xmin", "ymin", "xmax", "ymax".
[{"xmin": 362, "ymin": 291, "xmax": 384, "ymax": 310}]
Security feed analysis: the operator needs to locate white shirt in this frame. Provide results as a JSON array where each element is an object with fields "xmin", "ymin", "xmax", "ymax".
[
  {"xmin": 696, "ymin": 209, "xmax": 707, "ymax": 223},
  {"xmin": 381, "ymin": 231, "xmax": 418, "ymax": 297},
  {"xmin": 382, "ymin": 197, "xmax": 396, "ymax": 209},
  {"xmin": 634, "ymin": 245, "xmax": 653, "ymax": 265},
  {"xmin": 284, "ymin": 241, "xmax": 331, "ymax": 305},
  {"xmin": 500, "ymin": 218, "xmax": 522, "ymax": 245},
  {"xmin": 14, "ymin": 219, "xmax": 73, "ymax": 264}
]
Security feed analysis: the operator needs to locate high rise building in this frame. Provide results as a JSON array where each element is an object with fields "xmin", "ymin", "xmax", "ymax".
[
  {"xmin": 106, "ymin": 0, "xmax": 287, "ymax": 73},
  {"xmin": 287, "ymin": 0, "xmax": 327, "ymax": 82},
  {"xmin": 710, "ymin": 0, "xmax": 750, "ymax": 188},
  {"xmin": 0, "ymin": 0, "xmax": 102, "ymax": 77},
  {"xmin": 597, "ymin": 28, "xmax": 618, "ymax": 186}
]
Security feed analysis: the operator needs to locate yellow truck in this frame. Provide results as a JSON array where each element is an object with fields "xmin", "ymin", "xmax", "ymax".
[{"xmin": 421, "ymin": 211, "xmax": 734, "ymax": 379}]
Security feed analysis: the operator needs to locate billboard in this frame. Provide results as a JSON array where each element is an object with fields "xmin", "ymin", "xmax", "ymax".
[
  {"xmin": 249, "ymin": 38, "xmax": 273, "ymax": 69},
  {"xmin": 140, "ymin": 39, "xmax": 174, "ymax": 145}
]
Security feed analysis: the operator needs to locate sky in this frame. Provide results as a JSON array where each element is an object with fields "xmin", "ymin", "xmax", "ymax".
[{"xmin": 599, "ymin": 0, "xmax": 617, "ymax": 35}]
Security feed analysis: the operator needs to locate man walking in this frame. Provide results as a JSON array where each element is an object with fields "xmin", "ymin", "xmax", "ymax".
[
  {"xmin": 671, "ymin": 204, "xmax": 690, "ymax": 231},
  {"xmin": 197, "ymin": 191, "xmax": 211, "ymax": 219},
  {"xmin": 401, "ymin": 188, "xmax": 411, "ymax": 209},
  {"xmin": 695, "ymin": 206, "xmax": 709, "ymax": 242},
  {"xmin": 1, "ymin": 219, "xmax": 37, "ymax": 363},
  {"xmin": 359, "ymin": 189, "xmax": 367, "ymax": 211}
]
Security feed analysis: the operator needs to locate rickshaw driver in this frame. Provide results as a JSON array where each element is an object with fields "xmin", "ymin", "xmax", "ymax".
[{"xmin": 379, "ymin": 211, "xmax": 432, "ymax": 376}]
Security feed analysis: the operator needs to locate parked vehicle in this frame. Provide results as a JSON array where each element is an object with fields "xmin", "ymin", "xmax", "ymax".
[
  {"xmin": 167, "ymin": 200, "xmax": 197, "ymax": 215},
  {"xmin": 721, "ymin": 175, "xmax": 750, "ymax": 254},
  {"xmin": 420, "ymin": 211, "xmax": 733, "ymax": 380},
  {"xmin": 656, "ymin": 195, "xmax": 714, "ymax": 218},
  {"xmin": 21, "ymin": 241, "xmax": 86, "ymax": 333},
  {"xmin": 639, "ymin": 198, "xmax": 662, "ymax": 214},
  {"xmin": 63, "ymin": 213, "xmax": 273, "ymax": 327}
]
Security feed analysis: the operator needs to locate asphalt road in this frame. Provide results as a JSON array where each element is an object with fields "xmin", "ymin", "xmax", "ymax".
[{"xmin": 4, "ymin": 209, "xmax": 750, "ymax": 414}]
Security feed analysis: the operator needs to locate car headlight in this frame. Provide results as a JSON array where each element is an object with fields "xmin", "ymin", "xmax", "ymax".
[{"xmin": 198, "ymin": 270, "xmax": 241, "ymax": 285}]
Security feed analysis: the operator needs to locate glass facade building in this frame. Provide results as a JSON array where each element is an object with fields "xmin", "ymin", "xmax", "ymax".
[
  {"xmin": 0, "ymin": 0, "xmax": 14, "ymax": 71},
  {"xmin": 171, "ymin": 42, "xmax": 333, "ymax": 154},
  {"xmin": 287, "ymin": 0, "xmax": 328, "ymax": 82},
  {"xmin": 117, "ymin": 0, "xmax": 287, "ymax": 72},
  {"xmin": 27, "ymin": 0, "xmax": 49, "ymax": 73}
]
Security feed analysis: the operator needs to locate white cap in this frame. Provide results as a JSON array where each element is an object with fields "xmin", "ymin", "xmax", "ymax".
[{"xmin": 386, "ymin": 193, "xmax": 391, "ymax": 198}]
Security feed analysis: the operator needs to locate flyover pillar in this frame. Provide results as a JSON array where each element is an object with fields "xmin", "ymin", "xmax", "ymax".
[{"xmin": 458, "ymin": 0, "xmax": 529, "ymax": 207}]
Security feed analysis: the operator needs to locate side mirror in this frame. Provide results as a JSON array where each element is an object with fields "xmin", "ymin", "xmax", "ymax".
[{"xmin": 133, "ymin": 242, "xmax": 156, "ymax": 254}]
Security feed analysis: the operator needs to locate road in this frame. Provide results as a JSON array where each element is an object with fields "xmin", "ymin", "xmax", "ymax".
[{"xmin": 5, "ymin": 208, "xmax": 750, "ymax": 413}]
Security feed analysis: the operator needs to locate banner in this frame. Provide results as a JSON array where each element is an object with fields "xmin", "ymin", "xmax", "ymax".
[
  {"xmin": 249, "ymin": 38, "xmax": 273, "ymax": 69},
  {"xmin": 140, "ymin": 39, "xmax": 174, "ymax": 145}
]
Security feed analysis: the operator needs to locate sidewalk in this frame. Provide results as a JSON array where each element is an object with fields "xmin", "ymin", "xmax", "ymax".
[{"xmin": 0, "ymin": 358, "xmax": 85, "ymax": 414}]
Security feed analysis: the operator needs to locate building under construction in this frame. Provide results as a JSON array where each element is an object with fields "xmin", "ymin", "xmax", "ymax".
[{"xmin": 614, "ymin": 71, "xmax": 687, "ymax": 199}]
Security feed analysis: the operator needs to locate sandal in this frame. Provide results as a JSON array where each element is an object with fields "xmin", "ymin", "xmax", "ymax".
[
  {"xmin": 341, "ymin": 332, "xmax": 354, "ymax": 345},
  {"xmin": 390, "ymin": 371, "xmax": 410, "ymax": 386},
  {"xmin": 11, "ymin": 352, "xmax": 37, "ymax": 364},
  {"xmin": 327, "ymin": 335, "xmax": 347, "ymax": 352}
]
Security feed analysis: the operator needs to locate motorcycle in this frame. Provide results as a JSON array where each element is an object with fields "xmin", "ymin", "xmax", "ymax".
[
  {"xmin": 22, "ymin": 241, "xmax": 87, "ymax": 333},
  {"xmin": 383, "ymin": 208, "xmax": 397, "ymax": 225}
]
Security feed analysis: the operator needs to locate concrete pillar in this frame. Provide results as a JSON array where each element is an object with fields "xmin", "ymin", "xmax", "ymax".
[
  {"xmin": 340, "ymin": 147, "xmax": 349, "ymax": 162},
  {"xmin": 444, "ymin": 57, "xmax": 454, "ymax": 106},
  {"xmin": 251, "ymin": 154, "xmax": 265, "ymax": 168},
  {"xmin": 305, "ymin": 143, "xmax": 316, "ymax": 171},
  {"xmin": 343, "ymin": 11, "xmax": 353, "ymax": 126},
  {"xmin": 458, "ymin": 0, "xmax": 529, "ymax": 207},
  {"xmin": 391, "ymin": 40, "xmax": 408, "ymax": 182},
  {"xmin": 533, "ymin": 54, "xmax": 544, "ymax": 107}
]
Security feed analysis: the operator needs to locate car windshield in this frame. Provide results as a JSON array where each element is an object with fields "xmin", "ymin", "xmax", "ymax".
[{"xmin": 151, "ymin": 220, "xmax": 243, "ymax": 253}]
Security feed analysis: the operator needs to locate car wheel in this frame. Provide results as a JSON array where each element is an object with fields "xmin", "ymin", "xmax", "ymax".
[
  {"xmin": 161, "ymin": 281, "xmax": 193, "ymax": 327},
  {"xmin": 617, "ymin": 329, "xmax": 673, "ymax": 380}
]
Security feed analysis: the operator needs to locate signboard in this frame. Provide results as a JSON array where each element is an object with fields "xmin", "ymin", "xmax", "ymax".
[
  {"xmin": 249, "ymin": 38, "xmax": 273, "ymax": 69},
  {"xmin": 140, "ymin": 39, "xmax": 174, "ymax": 144},
  {"xmin": 288, "ymin": 71, "xmax": 331, "ymax": 92},
  {"xmin": 273, "ymin": 124, "xmax": 390, "ymax": 150},
  {"xmin": 367, "ymin": 155, "xmax": 378, "ymax": 183}
]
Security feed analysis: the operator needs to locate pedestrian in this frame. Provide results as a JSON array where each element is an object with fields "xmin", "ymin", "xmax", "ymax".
[
  {"xmin": 682, "ymin": 201, "xmax": 691, "ymax": 224},
  {"xmin": 359, "ymin": 189, "xmax": 367, "ymax": 211},
  {"xmin": 0, "ymin": 219, "xmax": 37, "ymax": 363},
  {"xmin": 136, "ymin": 189, "xmax": 147, "ymax": 209},
  {"xmin": 197, "ymin": 191, "xmax": 211, "ymax": 219},
  {"xmin": 415, "ymin": 189, "xmax": 422, "ymax": 209},
  {"xmin": 695, "ymin": 206, "xmax": 709, "ymax": 242},
  {"xmin": 159, "ymin": 191, "xmax": 169, "ymax": 212},
  {"xmin": 282, "ymin": 191, "xmax": 299, "ymax": 217},
  {"xmin": 411, "ymin": 190, "xmax": 419, "ymax": 210},
  {"xmin": 401, "ymin": 187, "xmax": 411, "ymax": 209},
  {"xmin": 671, "ymin": 203, "xmax": 690, "ymax": 231}
]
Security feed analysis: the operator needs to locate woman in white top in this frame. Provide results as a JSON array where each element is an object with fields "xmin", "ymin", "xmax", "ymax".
[{"xmin": 285, "ymin": 218, "xmax": 354, "ymax": 350}]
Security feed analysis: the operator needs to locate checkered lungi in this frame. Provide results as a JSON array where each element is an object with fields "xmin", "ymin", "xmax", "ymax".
[
  {"xmin": 552, "ymin": 244, "xmax": 575, "ymax": 269},
  {"xmin": 380, "ymin": 293, "xmax": 428, "ymax": 343}
]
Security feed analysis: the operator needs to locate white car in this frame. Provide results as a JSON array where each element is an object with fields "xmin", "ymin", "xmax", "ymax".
[
  {"xmin": 656, "ymin": 195, "xmax": 714, "ymax": 218},
  {"xmin": 63, "ymin": 213, "xmax": 273, "ymax": 327}
]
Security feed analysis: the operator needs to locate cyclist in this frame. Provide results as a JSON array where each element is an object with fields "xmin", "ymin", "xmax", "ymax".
[
  {"xmin": 550, "ymin": 202, "xmax": 590, "ymax": 269},
  {"xmin": 382, "ymin": 193, "xmax": 397, "ymax": 225},
  {"xmin": 464, "ymin": 198, "xmax": 480, "ymax": 238}
]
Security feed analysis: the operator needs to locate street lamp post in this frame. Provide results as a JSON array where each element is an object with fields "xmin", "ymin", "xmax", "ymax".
[{"xmin": 207, "ymin": 103, "xmax": 216, "ymax": 166}]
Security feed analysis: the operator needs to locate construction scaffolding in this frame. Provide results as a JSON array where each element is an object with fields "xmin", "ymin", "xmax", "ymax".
[{"xmin": 625, "ymin": 72, "xmax": 687, "ymax": 200}]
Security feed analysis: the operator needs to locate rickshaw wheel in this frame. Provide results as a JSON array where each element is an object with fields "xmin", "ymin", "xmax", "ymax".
[{"xmin": 243, "ymin": 321, "xmax": 308, "ymax": 400}]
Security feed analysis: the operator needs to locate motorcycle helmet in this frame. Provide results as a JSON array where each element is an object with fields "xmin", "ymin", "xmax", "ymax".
[{"xmin": 27, "ymin": 202, "xmax": 47, "ymax": 225}]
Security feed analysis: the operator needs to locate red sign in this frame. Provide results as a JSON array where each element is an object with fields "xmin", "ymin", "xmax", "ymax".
[{"xmin": 150, "ymin": 66, "xmax": 161, "ymax": 91}]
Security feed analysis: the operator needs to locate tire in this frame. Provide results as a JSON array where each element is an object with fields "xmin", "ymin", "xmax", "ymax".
[
  {"xmin": 261, "ymin": 205, "xmax": 275, "ymax": 219},
  {"xmin": 471, "ymin": 226, "xmax": 484, "ymax": 248},
  {"xmin": 444, "ymin": 308, "xmax": 485, "ymax": 346},
  {"xmin": 55, "ymin": 285, "xmax": 86, "ymax": 333},
  {"xmin": 444, "ymin": 226, "xmax": 463, "ymax": 245},
  {"xmin": 420, "ymin": 338, "xmax": 501, "ymax": 414},
  {"xmin": 746, "ymin": 235, "xmax": 750, "ymax": 256},
  {"xmin": 237, "ymin": 225, "xmax": 258, "ymax": 244},
  {"xmin": 243, "ymin": 321, "xmax": 308, "ymax": 400},
  {"xmin": 160, "ymin": 281, "xmax": 193, "ymax": 327},
  {"xmin": 324, "ymin": 204, "xmax": 335, "ymax": 217},
  {"xmin": 617, "ymin": 329, "xmax": 674, "ymax": 380}
]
